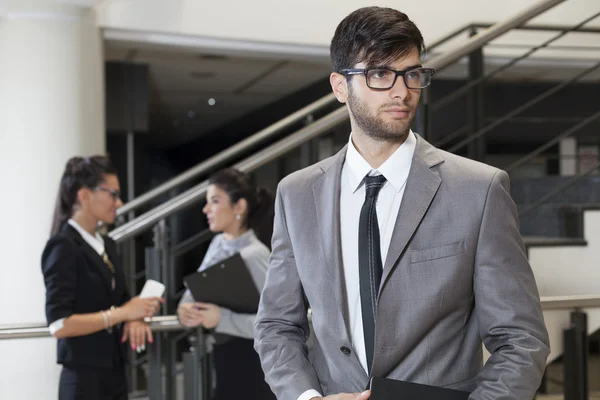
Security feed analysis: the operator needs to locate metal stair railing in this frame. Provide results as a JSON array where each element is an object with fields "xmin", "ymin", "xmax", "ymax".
[
  {"xmin": 116, "ymin": 93, "xmax": 338, "ymax": 217},
  {"xmin": 446, "ymin": 61, "xmax": 600, "ymax": 153},
  {"xmin": 431, "ymin": 12, "xmax": 600, "ymax": 152},
  {"xmin": 517, "ymin": 161, "xmax": 600, "ymax": 218},
  {"xmin": 112, "ymin": 0, "xmax": 566, "ymax": 222},
  {"xmin": 431, "ymin": 11, "xmax": 600, "ymax": 116},
  {"xmin": 110, "ymin": 0, "xmax": 567, "ymax": 243}
]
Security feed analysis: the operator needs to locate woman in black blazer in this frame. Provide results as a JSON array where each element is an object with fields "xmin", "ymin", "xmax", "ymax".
[{"xmin": 42, "ymin": 156, "xmax": 163, "ymax": 400}]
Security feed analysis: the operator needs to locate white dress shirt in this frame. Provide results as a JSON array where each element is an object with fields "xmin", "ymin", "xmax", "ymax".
[
  {"xmin": 298, "ymin": 131, "xmax": 416, "ymax": 400},
  {"xmin": 48, "ymin": 219, "xmax": 105, "ymax": 335}
]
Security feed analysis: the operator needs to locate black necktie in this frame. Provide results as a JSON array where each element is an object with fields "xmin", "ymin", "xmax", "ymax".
[{"xmin": 358, "ymin": 174, "xmax": 387, "ymax": 374}]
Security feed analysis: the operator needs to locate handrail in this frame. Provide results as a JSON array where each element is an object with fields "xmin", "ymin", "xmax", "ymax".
[
  {"xmin": 542, "ymin": 295, "xmax": 600, "ymax": 310},
  {"xmin": 426, "ymin": 21, "xmax": 600, "ymax": 59},
  {"xmin": 0, "ymin": 316, "xmax": 183, "ymax": 340},
  {"xmin": 471, "ymin": 22, "xmax": 600, "ymax": 34},
  {"xmin": 117, "ymin": 93, "xmax": 337, "ymax": 216},
  {"xmin": 431, "ymin": 11, "xmax": 600, "ymax": 112},
  {"xmin": 506, "ymin": 110, "xmax": 600, "ymax": 173},
  {"xmin": 422, "ymin": 0, "xmax": 566, "ymax": 79},
  {"xmin": 110, "ymin": 0, "xmax": 565, "ymax": 243},
  {"xmin": 4, "ymin": 293, "xmax": 600, "ymax": 340},
  {"xmin": 110, "ymin": 107, "xmax": 348, "ymax": 241}
]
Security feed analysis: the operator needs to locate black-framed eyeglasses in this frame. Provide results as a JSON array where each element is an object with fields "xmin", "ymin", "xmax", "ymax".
[
  {"xmin": 339, "ymin": 67, "xmax": 435, "ymax": 90},
  {"xmin": 94, "ymin": 187, "xmax": 121, "ymax": 201}
]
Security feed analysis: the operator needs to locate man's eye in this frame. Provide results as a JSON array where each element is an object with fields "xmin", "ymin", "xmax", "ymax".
[
  {"xmin": 371, "ymin": 70, "xmax": 391, "ymax": 79},
  {"xmin": 406, "ymin": 71, "xmax": 421, "ymax": 80}
]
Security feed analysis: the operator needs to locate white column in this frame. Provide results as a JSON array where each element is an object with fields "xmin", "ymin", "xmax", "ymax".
[{"xmin": 0, "ymin": 1, "xmax": 104, "ymax": 398}]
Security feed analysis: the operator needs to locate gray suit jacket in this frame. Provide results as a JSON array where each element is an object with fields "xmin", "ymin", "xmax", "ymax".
[{"xmin": 254, "ymin": 135, "xmax": 550, "ymax": 400}]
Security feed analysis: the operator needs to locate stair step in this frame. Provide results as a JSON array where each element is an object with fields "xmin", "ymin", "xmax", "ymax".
[{"xmin": 523, "ymin": 236, "xmax": 587, "ymax": 247}]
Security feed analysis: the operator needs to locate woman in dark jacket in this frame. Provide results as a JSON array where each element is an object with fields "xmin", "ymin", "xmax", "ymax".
[{"xmin": 42, "ymin": 156, "xmax": 163, "ymax": 400}]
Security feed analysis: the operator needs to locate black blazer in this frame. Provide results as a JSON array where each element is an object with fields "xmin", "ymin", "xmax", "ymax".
[{"xmin": 41, "ymin": 223, "xmax": 130, "ymax": 369}]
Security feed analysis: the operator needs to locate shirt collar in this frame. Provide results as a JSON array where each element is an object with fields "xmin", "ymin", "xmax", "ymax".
[
  {"xmin": 345, "ymin": 130, "xmax": 417, "ymax": 193},
  {"xmin": 219, "ymin": 229, "xmax": 256, "ymax": 251},
  {"xmin": 68, "ymin": 219, "xmax": 105, "ymax": 256}
]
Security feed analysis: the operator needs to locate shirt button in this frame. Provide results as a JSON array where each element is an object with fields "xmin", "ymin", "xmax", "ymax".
[{"xmin": 340, "ymin": 346, "xmax": 351, "ymax": 355}]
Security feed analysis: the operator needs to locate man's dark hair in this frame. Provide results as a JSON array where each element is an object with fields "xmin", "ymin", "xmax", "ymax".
[{"xmin": 330, "ymin": 7, "xmax": 425, "ymax": 72}]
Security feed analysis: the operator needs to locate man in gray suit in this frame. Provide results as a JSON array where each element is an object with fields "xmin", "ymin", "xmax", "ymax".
[{"xmin": 254, "ymin": 7, "xmax": 550, "ymax": 400}]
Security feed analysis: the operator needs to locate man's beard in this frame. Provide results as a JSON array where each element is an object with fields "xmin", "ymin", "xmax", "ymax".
[{"xmin": 347, "ymin": 90, "xmax": 414, "ymax": 143}]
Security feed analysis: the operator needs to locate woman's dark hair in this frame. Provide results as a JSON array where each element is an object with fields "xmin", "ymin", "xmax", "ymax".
[
  {"xmin": 330, "ymin": 7, "xmax": 425, "ymax": 72},
  {"xmin": 208, "ymin": 168, "xmax": 275, "ymax": 248},
  {"xmin": 50, "ymin": 155, "xmax": 118, "ymax": 236}
]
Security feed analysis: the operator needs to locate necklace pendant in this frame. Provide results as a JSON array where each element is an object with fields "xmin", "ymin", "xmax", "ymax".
[{"xmin": 111, "ymin": 277, "xmax": 116, "ymax": 291}]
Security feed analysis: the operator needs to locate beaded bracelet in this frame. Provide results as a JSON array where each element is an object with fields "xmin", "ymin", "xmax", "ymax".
[{"xmin": 102, "ymin": 306, "xmax": 117, "ymax": 334}]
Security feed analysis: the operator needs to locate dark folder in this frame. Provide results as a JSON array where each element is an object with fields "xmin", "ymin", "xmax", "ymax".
[
  {"xmin": 183, "ymin": 253, "xmax": 260, "ymax": 314},
  {"xmin": 369, "ymin": 377, "xmax": 471, "ymax": 400}
]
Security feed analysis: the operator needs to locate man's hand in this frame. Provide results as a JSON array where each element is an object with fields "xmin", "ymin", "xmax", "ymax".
[{"xmin": 312, "ymin": 390, "xmax": 371, "ymax": 400}]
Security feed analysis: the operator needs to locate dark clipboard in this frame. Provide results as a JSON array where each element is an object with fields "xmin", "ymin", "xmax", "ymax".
[
  {"xmin": 183, "ymin": 252, "xmax": 260, "ymax": 314},
  {"xmin": 369, "ymin": 377, "xmax": 471, "ymax": 400}
]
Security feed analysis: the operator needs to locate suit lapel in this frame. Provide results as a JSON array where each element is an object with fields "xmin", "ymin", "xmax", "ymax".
[
  {"xmin": 312, "ymin": 146, "xmax": 352, "ymax": 338},
  {"xmin": 65, "ymin": 225, "xmax": 113, "ymax": 294},
  {"xmin": 380, "ymin": 136, "xmax": 444, "ymax": 291}
]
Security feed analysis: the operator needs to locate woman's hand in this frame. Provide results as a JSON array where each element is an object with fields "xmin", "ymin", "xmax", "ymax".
[
  {"xmin": 121, "ymin": 320, "xmax": 153, "ymax": 352},
  {"xmin": 195, "ymin": 302, "xmax": 221, "ymax": 329},
  {"xmin": 177, "ymin": 302, "xmax": 204, "ymax": 328},
  {"xmin": 121, "ymin": 296, "xmax": 164, "ymax": 321}
]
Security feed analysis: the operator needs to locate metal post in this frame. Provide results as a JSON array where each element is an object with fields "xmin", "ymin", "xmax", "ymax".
[
  {"xmin": 467, "ymin": 27, "xmax": 486, "ymax": 161},
  {"xmin": 126, "ymin": 236, "xmax": 140, "ymax": 395},
  {"xmin": 196, "ymin": 328, "xmax": 211, "ymax": 400},
  {"xmin": 571, "ymin": 311, "xmax": 588, "ymax": 400},
  {"xmin": 183, "ymin": 349, "xmax": 198, "ymax": 400},
  {"xmin": 564, "ymin": 310, "xmax": 588, "ymax": 400},
  {"xmin": 183, "ymin": 328, "xmax": 210, "ymax": 400},
  {"xmin": 126, "ymin": 131, "xmax": 140, "ymax": 395},
  {"xmin": 126, "ymin": 131, "xmax": 136, "ymax": 207},
  {"xmin": 145, "ymin": 247, "xmax": 163, "ymax": 400},
  {"xmin": 152, "ymin": 220, "xmax": 176, "ymax": 400}
]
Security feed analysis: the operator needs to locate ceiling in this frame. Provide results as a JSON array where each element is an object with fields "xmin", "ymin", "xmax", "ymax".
[{"xmin": 104, "ymin": 43, "xmax": 331, "ymax": 146}]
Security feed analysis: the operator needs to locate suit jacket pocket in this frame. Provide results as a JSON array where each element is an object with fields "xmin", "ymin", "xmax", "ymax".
[{"xmin": 410, "ymin": 241, "xmax": 464, "ymax": 264}]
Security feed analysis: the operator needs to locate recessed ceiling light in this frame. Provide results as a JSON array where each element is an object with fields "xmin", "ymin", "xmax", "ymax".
[
  {"xmin": 188, "ymin": 110, "xmax": 196, "ymax": 118},
  {"xmin": 208, "ymin": 98, "xmax": 216, "ymax": 106}
]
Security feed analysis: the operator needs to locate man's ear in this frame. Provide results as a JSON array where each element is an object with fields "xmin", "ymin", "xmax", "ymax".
[{"xmin": 330, "ymin": 72, "xmax": 349, "ymax": 103}]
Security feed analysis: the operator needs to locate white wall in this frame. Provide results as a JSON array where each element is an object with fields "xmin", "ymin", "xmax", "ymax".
[
  {"xmin": 0, "ymin": 1, "xmax": 105, "ymax": 398},
  {"xmin": 530, "ymin": 211, "xmax": 600, "ymax": 297},
  {"xmin": 529, "ymin": 210, "xmax": 600, "ymax": 362},
  {"xmin": 96, "ymin": 0, "xmax": 600, "ymax": 56}
]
